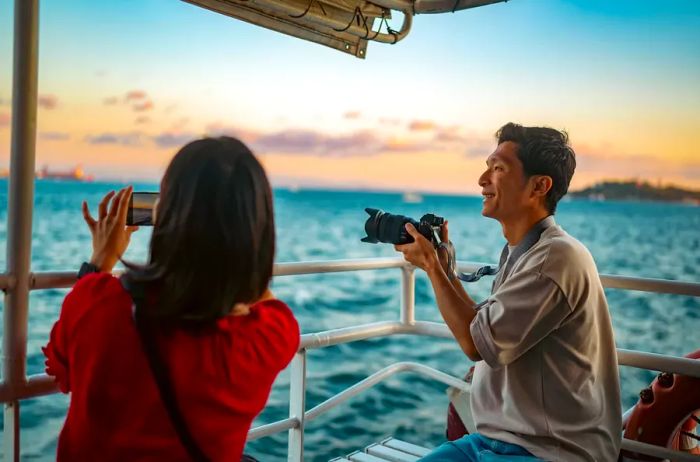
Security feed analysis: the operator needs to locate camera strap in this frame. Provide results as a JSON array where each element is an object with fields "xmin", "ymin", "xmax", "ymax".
[
  {"xmin": 442, "ymin": 215, "xmax": 556, "ymax": 283},
  {"xmin": 120, "ymin": 275, "xmax": 210, "ymax": 462}
]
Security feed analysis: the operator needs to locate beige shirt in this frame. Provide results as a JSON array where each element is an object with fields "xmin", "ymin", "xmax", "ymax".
[{"xmin": 469, "ymin": 222, "xmax": 621, "ymax": 462}]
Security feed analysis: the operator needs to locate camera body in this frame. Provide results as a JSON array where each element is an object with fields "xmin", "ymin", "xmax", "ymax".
[{"xmin": 361, "ymin": 208, "xmax": 445, "ymax": 246}]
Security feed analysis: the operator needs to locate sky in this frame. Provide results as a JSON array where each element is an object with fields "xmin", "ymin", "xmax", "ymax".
[{"xmin": 0, "ymin": 0, "xmax": 699, "ymax": 195}]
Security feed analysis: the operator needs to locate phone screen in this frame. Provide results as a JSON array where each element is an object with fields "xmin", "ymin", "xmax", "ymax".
[{"xmin": 128, "ymin": 192, "xmax": 159, "ymax": 226}]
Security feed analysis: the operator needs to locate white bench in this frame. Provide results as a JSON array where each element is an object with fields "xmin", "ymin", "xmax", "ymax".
[{"xmin": 329, "ymin": 437, "xmax": 432, "ymax": 462}]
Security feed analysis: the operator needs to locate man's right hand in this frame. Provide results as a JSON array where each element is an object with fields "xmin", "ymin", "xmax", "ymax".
[{"xmin": 437, "ymin": 220, "xmax": 451, "ymax": 273}]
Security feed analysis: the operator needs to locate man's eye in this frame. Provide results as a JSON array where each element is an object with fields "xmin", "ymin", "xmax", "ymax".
[{"xmin": 494, "ymin": 166, "xmax": 503, "ymax": 171}]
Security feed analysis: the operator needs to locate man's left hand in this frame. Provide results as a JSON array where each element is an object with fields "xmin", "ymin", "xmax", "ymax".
[{"xmin": 394, "ymin": 223, "xmax": 440, "ymax": 273}]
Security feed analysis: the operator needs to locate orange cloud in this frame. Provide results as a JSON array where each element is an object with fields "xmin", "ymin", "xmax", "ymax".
[
  {"xmin": 409, "ymin": 120, "xmax": 436, "ymax": 131},
  {"xmin": 343, "ymin": 111, "xmax": 361, "ymax": 119},
  {"xmin": 125, "ymin": 90, "xmax": 147, "ymax": 101},
  {"xmin": 39, "ymin": 131, "xmax": 70, "ymax": 141},
  {"xmin": 0, "ymin": 112, "xmax": 9, "ymax": 126},
  {"xmin": 135, "ymin": 116, "xmax": 151, "ymax": 125},
  {"xmin": 38, "ymin": 94, "xmax": 58, "ymax": 110},
  {"xmin": 103, "ymin": 96, "xmax": 119, "ymax": 105},
  {"xmin": 85, "ymin": 132, "xmax": 143, "ymax": 146},
  {"xmin": 132, "ymin": 100, "xmax": 154, "ymax": 112}
]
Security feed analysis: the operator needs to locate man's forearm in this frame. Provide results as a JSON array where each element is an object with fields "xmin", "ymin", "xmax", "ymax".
[{"xmin": 426, "ymin": 264, "xmax": 481, "ymax": 361}]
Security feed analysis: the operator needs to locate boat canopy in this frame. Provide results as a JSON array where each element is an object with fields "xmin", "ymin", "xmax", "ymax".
[{"xmin": 183, "ymin": 0, "xmax": 506, "ymax": 58}]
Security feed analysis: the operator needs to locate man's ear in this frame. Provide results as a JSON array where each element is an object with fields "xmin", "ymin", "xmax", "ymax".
[{"xmin": 530, "ymin": 175, "xmax": 553, "ymax": 199}]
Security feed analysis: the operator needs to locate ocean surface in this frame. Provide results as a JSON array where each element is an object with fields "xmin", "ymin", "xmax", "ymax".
[{"xmin": 0, "ymin": 179, "xmax": 699, "ymax": 461}]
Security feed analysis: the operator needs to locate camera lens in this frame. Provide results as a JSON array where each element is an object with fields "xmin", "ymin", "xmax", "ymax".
[{"xmin": 361, "ymin": 208, "xmax": 418, "ymax": 245}]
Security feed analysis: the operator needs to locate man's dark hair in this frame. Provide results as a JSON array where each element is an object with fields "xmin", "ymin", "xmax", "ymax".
[
  {"xmin": 496, "ymin": 122, "xmax": 576, "ymax": 214},
  {"xmin": 125, "ymin": 136, "xmax": 275, "ymax": 326}
]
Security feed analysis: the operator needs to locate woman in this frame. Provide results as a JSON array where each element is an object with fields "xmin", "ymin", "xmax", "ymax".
[{"xmin": 43, "ymin": 137, "xmax": 300, "ymax": 461}]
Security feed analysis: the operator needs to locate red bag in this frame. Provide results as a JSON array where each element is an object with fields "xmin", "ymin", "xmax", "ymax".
[{"xmin": 446, "ymin": 366, "xmax": 475, "ymax": 441}]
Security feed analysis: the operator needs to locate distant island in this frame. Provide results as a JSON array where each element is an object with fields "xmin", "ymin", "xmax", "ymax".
[{"xmin": 570, "ymin": 180, "xmax": 700, "ymax": 205}]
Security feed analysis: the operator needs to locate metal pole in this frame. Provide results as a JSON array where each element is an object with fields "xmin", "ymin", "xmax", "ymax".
[
  {"xmin": 400, "ymin": 266, "xmax": 415, "ymax": 325},
  {"xmin": 287, "ymin": 350, "xmax": 306, "ymax": 462},
  {"xmin": 3, "ymin": 0, "xmax": 40, "ymax": 460}
]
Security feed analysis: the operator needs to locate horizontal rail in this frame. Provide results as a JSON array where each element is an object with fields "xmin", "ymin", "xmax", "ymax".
[
  {"xmin": 600, "ymin": 274, "xmax": 700, "ymax": 297},
  {"xmin": 301, "ymin": 321, "xmax": 403, "ymax": 349},
  {"xmin": 247, "ymin": 417, "xmax": 299, "ymax": 442},
  {"xmin": 5, "ymin": 321, "xmax": 699, "ymax": 403},
  {"xmin": 0, "ymin": 258, "xmax": 697, "ymax": 297},
  {"xmin": 305, "ymin": 362, "xmax": 470, "ymax": 423}
]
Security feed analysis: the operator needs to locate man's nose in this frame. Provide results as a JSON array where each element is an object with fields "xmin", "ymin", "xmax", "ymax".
[{"xmin": 478, "ymin": 170, "xmax": 489, "ymax": 187}]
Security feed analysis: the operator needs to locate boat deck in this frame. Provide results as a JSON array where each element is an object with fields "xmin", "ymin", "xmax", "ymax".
[{"xmin": 329, "ymin": 437, "xmax": 432, "ymax": 462}]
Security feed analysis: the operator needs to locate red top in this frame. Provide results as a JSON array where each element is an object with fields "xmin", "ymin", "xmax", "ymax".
[{"xmin": 43, "ymin": 273, "xmax": 300, "ymax": 461}]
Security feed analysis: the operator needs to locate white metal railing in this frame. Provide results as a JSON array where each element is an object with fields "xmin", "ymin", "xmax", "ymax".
[{"xmin": 2, "ymin": 258, "xmax": 700, "ymax": 461}]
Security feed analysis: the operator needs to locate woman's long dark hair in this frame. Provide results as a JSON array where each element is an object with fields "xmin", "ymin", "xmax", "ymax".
[{"xmin": 125, "ymin": 137, "xmax": 275, "ymax": 325}]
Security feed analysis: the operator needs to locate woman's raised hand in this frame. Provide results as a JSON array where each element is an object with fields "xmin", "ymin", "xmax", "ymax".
[{"xmin": 82, "ymin": 186, "xmax": 138, "ymax": 273}]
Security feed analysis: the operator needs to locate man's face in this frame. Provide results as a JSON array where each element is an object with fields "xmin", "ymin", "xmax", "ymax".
[{"xmin": 478, "ymin": 141, "xmax": 531, "ymax": 221}]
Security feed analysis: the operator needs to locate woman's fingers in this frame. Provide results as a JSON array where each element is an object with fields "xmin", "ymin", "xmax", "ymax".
[
  {"xmin": 82, "ymin": 201, "xmax": 97, "ymax": 230},
  {"xmin": 117, "ymin": 186, "xmax": 133, "ymax": 224},
  {"xmin": 98, "ymin": 191, "xmax": 116, "ymax": 220},
  {"xmin": 108, "ymin": 188, "xmax": 127, "ymax": 217}
]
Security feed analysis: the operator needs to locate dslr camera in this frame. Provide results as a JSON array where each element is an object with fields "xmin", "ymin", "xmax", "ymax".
[{"xmin": 361, "ymin": 208, "xmax": 445, "ymax": 247}]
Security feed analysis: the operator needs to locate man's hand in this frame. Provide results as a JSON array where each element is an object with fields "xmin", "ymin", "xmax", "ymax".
[
  {"xmin": 394, "ymin": 223, "xmax": 441, "ymax": 274},
  {"xmin": 82, "ymin": 186, "xmax": 139, "ymax": 273},
  {"xmin": 436, "ymin": 220, "xmax": 451, "ymax": 273}
]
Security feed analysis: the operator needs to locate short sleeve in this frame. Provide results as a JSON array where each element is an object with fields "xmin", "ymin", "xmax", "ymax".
[{"xmin": 470, "ymin": 270, "xmax": 571, "ymax": 369}]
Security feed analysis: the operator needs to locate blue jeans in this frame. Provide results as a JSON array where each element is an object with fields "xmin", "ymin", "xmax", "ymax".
[{"xmin": 418, "ymin": 433, "xmax": 544, "ymax": 461}]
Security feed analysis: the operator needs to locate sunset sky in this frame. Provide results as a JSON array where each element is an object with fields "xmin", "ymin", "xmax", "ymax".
[{"xmin": 0, "ymin": 0, "xmax": 698, "ymax": 194}]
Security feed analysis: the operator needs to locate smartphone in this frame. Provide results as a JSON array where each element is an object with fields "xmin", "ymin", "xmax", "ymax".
[{"xmin": 127, "ymin": 192, "xmax": 159, "ymax": 226}]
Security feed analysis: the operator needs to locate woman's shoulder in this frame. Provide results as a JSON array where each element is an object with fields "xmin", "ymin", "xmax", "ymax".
[
  {"xmin": 231, "ymin": 298, "xmax": 298, "ymax": 334},
  {"xmin": 218, "ymin": 298, "xmax": 300, "ymax": 368}
]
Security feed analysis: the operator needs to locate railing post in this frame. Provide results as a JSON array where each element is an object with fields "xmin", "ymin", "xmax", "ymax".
[
  {"xmin": 288, "ymin": 349, "xmax": 306, "ymax": 462},
  {"xmin": 400, "ymin": 265, "xmax": 415, "ymax": 325},
  {"xmin": 3, "ymin": 0, "xmax": 40, "ymax": 460}
]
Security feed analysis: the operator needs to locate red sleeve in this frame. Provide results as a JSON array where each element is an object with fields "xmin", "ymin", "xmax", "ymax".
[
  {"xmin": 246, "ymin": 299, "xmax": 300, "ymax": 371},
  {"xmin": 42, "ymin": 273, "xmax": 122, "ymax": 393}
]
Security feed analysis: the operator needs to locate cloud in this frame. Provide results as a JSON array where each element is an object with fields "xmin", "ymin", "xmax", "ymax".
[
  {"xmin": 408, "ymin": 120, "xmax": 436, "ymax": 131},
  {"xmin": 38, "ymin": 94, "xmax": 58, "ymax": 110},
  {"xmin": 343, "ymin": 111, "xmax": 361, "ymax": 120},
  {"xmin": 0, "ymin": 112, "xmax": 9, "ymax": 127},
  {"xmin": 379, "ymin": 117, "xmax": 401, "ymax": 126},
  {"xmin": 39, "ymin": 131, "xmax": 70, "ymax": 141},
  {"xmin": 132, "ymin": 100, "xmax": 153, "ymax": 112},
  {"xmin": 125, "ymin": 90, "xmax": 147, "ymax": 102},
  {"xmin": 0, "ymin": 97, "xmax": 9, "ymax": 106},
  {"xmin": 152, "ymin": 132, "xmax": 196, "ymax": 148},
  {"xmin": 135, "ymin": 116, "xmax": 151, "ymax": 125},
  {"xmin": 103, "ymin": 96, "xmax": 119, "ymax": 105},
  {"xmin": 84, "ymin": 132, "xmax": 143, "ymax": 146},
  {"xmin": 253, "ymin": 129, "xmax": 386, "ymax": 157}
]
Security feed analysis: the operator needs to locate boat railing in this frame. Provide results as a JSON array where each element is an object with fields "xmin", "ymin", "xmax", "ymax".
[{"xmin": 2, "ymin": 258, "xmax": 700, "ymax": 461}]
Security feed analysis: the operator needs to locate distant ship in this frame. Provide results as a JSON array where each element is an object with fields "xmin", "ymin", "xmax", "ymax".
[
  {"xmin": 36, "ymin": 166, "xmax": 94, "ymax": 182},
  {"xmin": 402, "ymin": 191, "xmax": 423, "ymax": 203}
]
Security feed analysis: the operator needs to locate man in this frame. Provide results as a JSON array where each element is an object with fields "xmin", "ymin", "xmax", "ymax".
[{"xmin": 396, "ymin": 123, "xmax": 621, "ymax": 461}]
